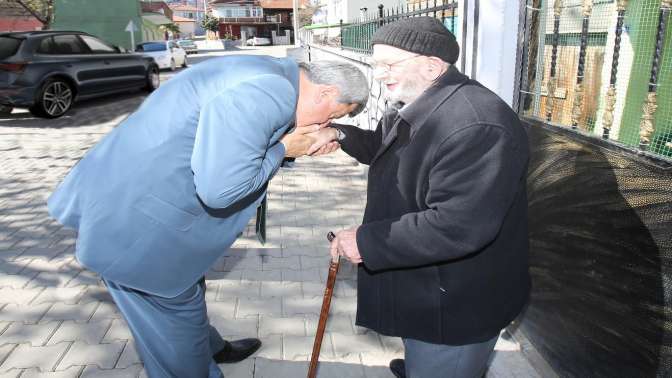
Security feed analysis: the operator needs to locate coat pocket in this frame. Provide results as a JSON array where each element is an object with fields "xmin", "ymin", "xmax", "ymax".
[{"xmin": 134, "ymin": 194, "xmax": 197, "ymax": 231}]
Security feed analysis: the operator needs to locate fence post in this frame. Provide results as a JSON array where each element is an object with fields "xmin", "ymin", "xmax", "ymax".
[
  {"xmin": 513, "ymin": 0, "xmax": 533, "ymax": 114},
  {"xmin": 545, "ymin": 0, "xmax": 563, "ymax": 122},
  {"xmin": 639, "ymin": 0, "xmax": 671, "ymax": 151},
  {"xmin": 340, "ymin": 19, "xmax": 343, "ymax": 50},
  {"xmin": 379, "ymin": 4, "xmax": 384, "ymax": 26},
  {"xmin": 602, "ymin": 0, "xmax": 628, "ymax": 139},
  {"xmin": 571, "ymin": 0, "xmax": 594, "ymax": 130}
]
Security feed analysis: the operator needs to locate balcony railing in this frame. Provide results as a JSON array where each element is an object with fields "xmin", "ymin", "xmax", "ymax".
[{"xmin": 217, "ymin": 16, "xmax": 283, "ymax": 23}]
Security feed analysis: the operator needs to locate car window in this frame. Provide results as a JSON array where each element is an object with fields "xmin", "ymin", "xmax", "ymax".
[
  {"xmin": 0, "ymin": 36, "xmax": 22, "ymax": 59},
  {"xmin": 52, "ymin": 34, "xmax": 89, "ymax": 54},
  {"xmin": 136, "ymin": 42, "xmax": 167, "ymax": 52},
  {"xmin": 80, "ymin": 35, "xmax": 117, "ymax": 53},
  {"xmin": 36, "ymin": 37, "xmax": 55, "ymax": 54},
  {"xmin": 170, "ymin": 41, "xmax": 178, "ymax": 49}
]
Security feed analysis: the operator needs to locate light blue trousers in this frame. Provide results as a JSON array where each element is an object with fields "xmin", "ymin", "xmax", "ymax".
[
  {"xmin": 403, "ymin": 335, "xmax": 498, "ymax": 378},
  {"xmin": 105, "ymin": 278, "xmax": 226, "ymax": 378}
]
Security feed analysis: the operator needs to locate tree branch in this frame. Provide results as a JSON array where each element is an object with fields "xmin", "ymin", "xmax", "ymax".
[{"xmin": 13, "ymin": 0, "xmax": 48, "ymax": 24}]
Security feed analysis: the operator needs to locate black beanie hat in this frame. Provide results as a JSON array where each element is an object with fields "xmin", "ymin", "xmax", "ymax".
[{"xmin": 371, "ymin": 17, "xmax": 460, "ymax": 64}]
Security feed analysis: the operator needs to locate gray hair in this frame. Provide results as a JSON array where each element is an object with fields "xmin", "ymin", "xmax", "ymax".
[{"xmin": 299, "ymin": 61, "xmax": 369, "ymax": 117}]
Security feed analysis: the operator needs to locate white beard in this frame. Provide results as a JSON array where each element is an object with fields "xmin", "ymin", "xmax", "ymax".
[{"xmin": 383, "ymin": 74, "xmax": 425, "ymax": 106}]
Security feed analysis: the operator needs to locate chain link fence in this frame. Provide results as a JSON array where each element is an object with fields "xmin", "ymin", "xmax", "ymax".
[{"xmin": 517, "ymin": 0, "xmax": 672, "ymax": 159}]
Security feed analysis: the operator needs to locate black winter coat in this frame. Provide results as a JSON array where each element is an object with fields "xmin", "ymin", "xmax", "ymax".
[{"xmin": 334, "ymin": 66, "xmax": 531, "ymax": 345}]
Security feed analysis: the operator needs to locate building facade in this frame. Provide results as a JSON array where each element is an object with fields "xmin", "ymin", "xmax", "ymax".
[
  {"xmin": 173, "ymin": 15, "xmax": 197, "ymax": 37},
  {"xmin": 169, "ymin": 3, "xmax": 206, "ymax": 35},
  {"xmin": 210, "ymin": 0, "xmax": 296, "ymax": 40},
  {"xmin": 0, "ymin": 2, "xmax": 44, "ymax": 32},
  {"xmin": 51, "ymin": 0, "xmax": 173, "ymax": 50}
]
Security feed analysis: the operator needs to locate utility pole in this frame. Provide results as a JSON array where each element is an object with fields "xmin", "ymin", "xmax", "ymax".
[{"xmin": 293, "ymin": 0, "xmax": 299, "ymax": 46}]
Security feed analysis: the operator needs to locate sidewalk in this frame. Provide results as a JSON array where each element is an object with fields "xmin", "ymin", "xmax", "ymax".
[{"xmin": 0, "ymin": 146, "xmax": 540, "ymax": 377}]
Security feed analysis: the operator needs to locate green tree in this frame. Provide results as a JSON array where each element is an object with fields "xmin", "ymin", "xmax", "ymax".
[
  {"xmin": 160, "ymin": 23, "xmax": 181, "ymax": 35},
  {"xmin": 13, "ymin": 0, "xmax": 53, "ymax": 29},
  {"xmin": 201, "ymin": 14, "xmax": 219, "ymax": 33}
]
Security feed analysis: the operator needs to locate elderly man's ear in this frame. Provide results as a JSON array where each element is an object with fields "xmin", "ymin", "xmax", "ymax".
[{"xmin": 421, "ymin": 57, "xmax": 448, "ymax": 81}]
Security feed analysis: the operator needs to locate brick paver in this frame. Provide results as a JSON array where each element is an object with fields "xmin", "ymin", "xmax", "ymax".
[{"xmin": 0, "ymin": 47, "xmax": 543, "ymax": 376}]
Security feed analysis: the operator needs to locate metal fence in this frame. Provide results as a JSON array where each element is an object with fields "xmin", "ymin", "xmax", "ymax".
[
  {"xmin": 516, "ymin": 0, "xmax": 672, "ymax": 159},
  {"xmin": 341, "ymin": 1, "xmax": 459, "ymax": 54},
  {"xmin": 300, "ymin": 1, "xmax": 458, "ymax": 55}
]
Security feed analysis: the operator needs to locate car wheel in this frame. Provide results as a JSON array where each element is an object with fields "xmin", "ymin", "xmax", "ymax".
[
  {"xmin": 0, "ymin": 104, "xmax": 13, "ymax": 116},
  {"xmin": 170, "ymin": 59, "xmax": 176, "ymax": 71},
  {"xmin": 144, "ymin": 65, "xmax": 160, "ymax": 92},
  {"xmin": 182, "ymin": 56, "xmax": 188, "ymax": 68},
  {"xmin": 30, "ymin": 78, "xmax": 74, "ymax": 118}
]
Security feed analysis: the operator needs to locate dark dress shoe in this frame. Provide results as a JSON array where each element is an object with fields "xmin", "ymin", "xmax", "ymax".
[
  {"xmin": 213, "ymin": 338, "xmax": 262, "ymax": 363},
  {"xmin": 389, "ymin": 359, "xmax": 406, "ymax": 378}
]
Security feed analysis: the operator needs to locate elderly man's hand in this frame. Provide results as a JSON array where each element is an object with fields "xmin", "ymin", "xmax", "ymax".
[
  {"xmin": 311, "ymin": 141, "xmax": 340, "ymax": 156},
  {"xmin": 307, "ymin": 127, "xmax": 339, "ymax": 155},
  {"xmin": 330, "ymin": 226, "xmax": 362, "ymax": 264}
]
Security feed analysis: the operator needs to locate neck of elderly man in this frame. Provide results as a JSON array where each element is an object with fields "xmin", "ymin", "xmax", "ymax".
[{"xmin": 372, "ymin": 44, "xmax": 450, "ymax": 107}]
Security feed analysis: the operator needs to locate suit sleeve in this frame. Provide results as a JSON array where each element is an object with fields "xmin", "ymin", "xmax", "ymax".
[
  {"xmin": 191, "ymin": 75, "xmax": 296, "ymax": 209},
  {"xmin": 356, "ymin": 124, "xmax": 527, "ymax": 271},
  {"xmin": 332, "ymin": 121, "xmax": 383, "ymax": 165}
]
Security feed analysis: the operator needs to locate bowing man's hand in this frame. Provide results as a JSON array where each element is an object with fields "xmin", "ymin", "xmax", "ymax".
[
  {"xmin": 281, "ymin": 124, "xmax": 320, "ymax": 158},
  {"xmin": 330, "ymin": 226, "xmax": 362, "ymax": 264}
]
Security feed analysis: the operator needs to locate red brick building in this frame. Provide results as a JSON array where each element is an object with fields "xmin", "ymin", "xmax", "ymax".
[
  {"xmin": 210, "ymin": 0, "xmax": 304, "ymax": 40},
  {"xmin": 0, "ymin": 1, "xmax": 44, "ymax": 32}
]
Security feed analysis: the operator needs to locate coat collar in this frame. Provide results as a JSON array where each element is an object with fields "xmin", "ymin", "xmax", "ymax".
[
  {"xmin": 369, "ymin": 66, "xmax": 469, "ymax": 165},
  {"xmin": 398, "ymin": 65, "xmax": 469, "ymax": 137}
]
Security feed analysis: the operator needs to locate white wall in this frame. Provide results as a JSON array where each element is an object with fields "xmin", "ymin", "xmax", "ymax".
[
  {"xmin": 177, "ymin": 21, "xmax": 196, "ymax": 37},
  {"xmin": 344, "ymin": 0, "xmax": 404, "ymax": 23},
  {"xmin": 317, "ymin": 0, "xmax": 406, "ymax": 25},
  {"xmin": 460, "ymin": 0, "xmax": 519, "ymax": 106}
]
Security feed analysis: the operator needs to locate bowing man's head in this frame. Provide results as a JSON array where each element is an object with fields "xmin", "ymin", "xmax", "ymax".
[{"xmin": 296, "ymin": 61, "xmax": 368, "ymax": 127}]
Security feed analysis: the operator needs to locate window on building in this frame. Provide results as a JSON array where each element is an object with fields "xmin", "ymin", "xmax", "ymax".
[{"xmin": 224, "ymin": 7, "xmax": 248, "ymax": 17}]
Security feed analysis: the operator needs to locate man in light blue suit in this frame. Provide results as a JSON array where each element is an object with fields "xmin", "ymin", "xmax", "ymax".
[{"xmin": 47, "ymin": 56, "xmax": 368, "ymax": 377}]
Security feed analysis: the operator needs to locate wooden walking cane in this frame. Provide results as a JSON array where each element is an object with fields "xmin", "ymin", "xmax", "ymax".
[{"xmin": 307, "ymin": 231, "xmax": 339, "ymax": 378}]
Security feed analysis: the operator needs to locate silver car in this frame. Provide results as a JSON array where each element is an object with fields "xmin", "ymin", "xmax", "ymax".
[{"xmin": 177, "ymin": 39, "xmax": 198, "ymax": 55}]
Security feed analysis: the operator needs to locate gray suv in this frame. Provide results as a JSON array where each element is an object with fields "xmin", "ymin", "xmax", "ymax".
[{"xmin": 0, "ymin": 31, "xmax": 160, "ymax": 118}]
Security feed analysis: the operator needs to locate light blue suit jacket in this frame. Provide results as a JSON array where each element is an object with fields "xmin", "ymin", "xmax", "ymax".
[{"xmin": 48, "ymin": 56, "xmax": 299, "ymax": 297}]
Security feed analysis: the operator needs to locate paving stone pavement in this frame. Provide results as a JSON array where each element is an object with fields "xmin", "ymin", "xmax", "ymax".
[{"xmin": 0, "ymin": 48, "xmax": 542, "ymax": 377}]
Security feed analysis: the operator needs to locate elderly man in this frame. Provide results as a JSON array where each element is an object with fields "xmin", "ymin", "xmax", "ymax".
[
  {"xmin": 47, "ymin": 57, "xmax": 368, "ymax": 377},
  {"xmin": 314, "ymin": 17, "xmax": 531, "ymax": 377}
]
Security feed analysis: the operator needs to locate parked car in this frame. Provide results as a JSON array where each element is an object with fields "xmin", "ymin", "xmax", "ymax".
[
  {"xmin": 136, "ymin": 41, "xmax": 187, "ymax": 71},
  {"xmin": 246, "ymin": 37, "xmax": 271, "ymax": 46},
  {"xmin": 0, "ymin": 31, "xmax": 159, "ymax": 118},
  {"xmin": 177, "ymin": 39, "xmax": 198, "ymax": 55}
]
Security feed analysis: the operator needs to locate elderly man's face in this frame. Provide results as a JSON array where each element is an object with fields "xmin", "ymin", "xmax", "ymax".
[{"xmin": 372, "ymin": 44, "xmax": 426, "ymax": 105}]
